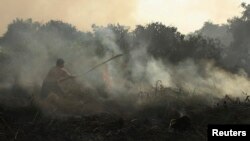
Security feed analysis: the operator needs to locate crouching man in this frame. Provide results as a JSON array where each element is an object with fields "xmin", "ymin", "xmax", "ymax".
[{"xmin": 40, "ymin": 58, "xmax": 75, "ymax": 99}]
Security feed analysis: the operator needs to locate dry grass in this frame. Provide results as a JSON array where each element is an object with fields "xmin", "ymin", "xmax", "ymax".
[{"xmin": 0, "ymin": 84, "xmax": 250, "ymax": 141}]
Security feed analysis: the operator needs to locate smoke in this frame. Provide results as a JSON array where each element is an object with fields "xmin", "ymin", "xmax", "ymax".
[
  {"xmin": 137, "ymin": 0, "xmax": 247, "ymax": 34},
  {"xmin": 151, "ymin": 59, "xmax": 250, "ymax": 96},
  {"xmin": 0, "ymin": 0, "xmax": 137, "ymax": 35},
  {"xmin": 1, "ymin": 0, "xmax": 249, "ymax": 35},
  {"xmin": 2, "ymin": 16, "xmax": 250, "ymax": 116},
  {"xmin": 195, "ymin": 22, "xmax": 233, "ymax": 47},
  {"xmin": 130, "ymin": 55, "xmax": 250, "ymax": 98}
]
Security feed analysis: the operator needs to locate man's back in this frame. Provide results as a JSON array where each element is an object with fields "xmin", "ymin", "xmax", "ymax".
[
  {"xmin": 45, "ymin": 66, "xmax": 71, "ymax": 83},
  {"xmin": 41, "ymin": 59, "xmax": 73, "ymax": 99}
]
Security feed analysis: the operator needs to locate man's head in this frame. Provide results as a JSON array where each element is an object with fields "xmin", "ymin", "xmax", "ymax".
[{"xmin": 56, "ymin": 58, "xmax": 64, "ymax": 68}]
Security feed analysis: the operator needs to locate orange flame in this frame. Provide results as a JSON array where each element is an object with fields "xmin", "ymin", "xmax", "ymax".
[{"xmin": 102, "ymin": 64, "xmax": 112, "ymax": 90}]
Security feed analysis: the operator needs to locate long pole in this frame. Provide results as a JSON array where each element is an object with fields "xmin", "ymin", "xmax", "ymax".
[
  {"xmin": 83, "ymin": 53, "xmax": 123, "ymax": 75},
  {"xmin": 60, "ymin": 54, "xmax": 123, "ymax": 82}
]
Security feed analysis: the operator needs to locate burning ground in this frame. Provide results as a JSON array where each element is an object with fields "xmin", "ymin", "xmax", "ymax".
[{"xmin": 0, "ymin": 87, "xmax": 250, "ymax": 141}]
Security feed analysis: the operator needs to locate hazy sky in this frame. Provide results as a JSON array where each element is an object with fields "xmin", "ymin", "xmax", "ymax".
[{"xmin": 0, "ymin": 0, "xmax": 250, "ymax": 35}]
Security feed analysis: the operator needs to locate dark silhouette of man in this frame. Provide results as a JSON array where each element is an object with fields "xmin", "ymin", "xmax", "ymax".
[{"xmin": 40, "ymin": 58, "xmax": 75, "ymax": 98}]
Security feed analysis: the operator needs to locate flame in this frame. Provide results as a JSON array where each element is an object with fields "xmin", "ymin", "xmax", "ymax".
[{"xmin": 102, "ymin": 64, "xmax": 112, "ymax": 90}]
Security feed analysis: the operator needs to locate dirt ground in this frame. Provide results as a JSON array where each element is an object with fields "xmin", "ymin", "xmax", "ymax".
[{"xmin": 0, "ymin": 88, "xmax": 250, "ymax": 141}]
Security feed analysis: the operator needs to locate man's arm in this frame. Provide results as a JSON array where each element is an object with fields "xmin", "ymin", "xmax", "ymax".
[{"xmin": 58, "ymin": 68, "xmax": 76, "ymax": 82}]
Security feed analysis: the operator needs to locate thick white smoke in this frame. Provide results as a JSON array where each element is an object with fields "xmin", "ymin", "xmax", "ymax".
[{"xmin": 1, "ymin": 19, "xmax": 250, "ymax": 116}]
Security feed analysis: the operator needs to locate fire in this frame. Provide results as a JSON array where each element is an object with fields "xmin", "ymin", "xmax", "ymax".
[{"xmin": 102, "ymin": 64, "xmax": 112, "ymax": 90}]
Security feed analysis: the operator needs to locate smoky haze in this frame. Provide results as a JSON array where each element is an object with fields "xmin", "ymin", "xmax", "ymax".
[
  {"xmin": 0, "ymin": 0, "xmax": 137, "ymax": 35},
  {"xmin": 1, "ymin": 0, "xmax": 250, "ymax": 35},
  {"xmin": 1, "ymin": 3, "xmax": 250, "ymax": 116}
]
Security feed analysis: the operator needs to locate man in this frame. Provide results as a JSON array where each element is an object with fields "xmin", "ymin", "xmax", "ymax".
[{"xmin": 40, "ymin": 58, "xmax": 75, "ymax": 98}]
